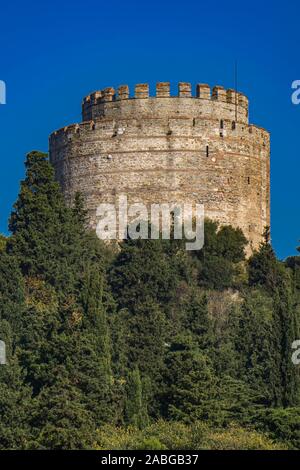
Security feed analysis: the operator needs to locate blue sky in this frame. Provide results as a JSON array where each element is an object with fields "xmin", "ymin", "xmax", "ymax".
[{"xmin": 0, "ymin": 0, "xmax": 299, "ymax": 259}]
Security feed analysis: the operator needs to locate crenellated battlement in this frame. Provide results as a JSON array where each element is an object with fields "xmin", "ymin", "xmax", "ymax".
[
  {"xmin": 50, "ymin": 116, "xmax": 269, "ymax": 148},
  {"xmin": 82, "ymin": 82, "xmax": 248, "ymax": 105},
  {"xmin": 82, "ymin": 82, "xmax": 249, "ymax": 123}
]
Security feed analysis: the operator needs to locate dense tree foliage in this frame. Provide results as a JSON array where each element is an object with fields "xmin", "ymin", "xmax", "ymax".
[{"xmin": 0, "ymin": 151, "xmax": 299, "ymax": 449}]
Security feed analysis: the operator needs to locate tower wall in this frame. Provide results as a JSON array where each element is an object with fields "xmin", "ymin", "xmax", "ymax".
[{"xmin": 49, "ymin": 82, "xmax": 270, "ymax": 251}]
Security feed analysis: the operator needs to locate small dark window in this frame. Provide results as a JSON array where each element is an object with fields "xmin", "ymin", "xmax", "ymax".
[
  {"xmin": 220, "ymin": 119, "xmax": 224, "ymax": 129},
  {"xmin": 247, "ymin": 177, "xmax": 250, "ymax": 185},
  {"xmin": 206, "ymin": 146, "xmax": 209, "ymax": 158},
  {"xmin": 232, "ymin": 121, "xmax": 236, "ymax": 130}
]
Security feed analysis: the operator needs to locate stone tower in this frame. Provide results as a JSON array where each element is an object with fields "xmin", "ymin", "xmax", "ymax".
[{"xmin": 49, "ymin": 82, "xmax": 270, "ymax": 251}]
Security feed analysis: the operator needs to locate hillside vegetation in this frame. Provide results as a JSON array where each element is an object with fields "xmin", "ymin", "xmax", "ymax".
[{"xmin": 0, "ymin": 152, "xmax": 299, "ymax": 450}]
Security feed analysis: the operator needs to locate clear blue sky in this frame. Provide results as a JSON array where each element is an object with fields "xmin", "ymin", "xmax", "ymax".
[{"xmin": 0, "ymin": 0, "xmax": 299, "ymax": 259}]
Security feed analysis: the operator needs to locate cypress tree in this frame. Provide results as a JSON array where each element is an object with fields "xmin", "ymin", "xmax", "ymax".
[
  {"xmin": 125, "ymin": 367, "xmax": 149, "ymax": 429},
  {"xmin": 73, "ymin": 265, "xmax": 114, "ymax": 425},
  {"xmin": 272, "ymin": 271, "xmax": 299, "ymax": 406},
  {"xmin": 7, "ymin": 151, "xmax": 108, "ymax": 295},
  {"xmin": 232, "ymin": 289, "xmax": 279, "ymax": 406},
  {"xmin": 248, "ymin": 227, "xmax": 278, "ymax": 291},
  {"xmin": 5, "ymin": 151, "xmax": 115, "ymax": 433},
  {"xmin": 163, "ymin": 335, "xmax": 218, "ymax": 423},
  {"xmin": 248, "ymin": 229, "xmax": 299, "ymax": 406}
]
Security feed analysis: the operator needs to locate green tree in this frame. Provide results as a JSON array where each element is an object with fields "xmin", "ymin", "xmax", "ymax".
[
  {"xmin": 32, "ymin": 371, "xmax": 96, "ymax": 449},
  {"xmin": 0, "ymin": 319, "xmax": 32, "ymax": 449},
  {"xmin": 117, "ymin": 299, "xmax": 167, "ymax": 418},
  {"xmin": 125, "ymin": 300, "xmax": 166, "ymax": 379},
  {"xmin": 125, "ymin": 367, "xmax": 149, "ymax": 429},
  {"xmin": 6, "ymin": 151, "xmax": 116, "ymax": 430},
  {"xmin": 248, "ymin": 230, "xmax": 299, "ymax": 406},
  {"xmin": 0, "ymin": 251, "xmax": 25, "ymax": 334},
  {"xmin": 180, "ymin": 289, "xmax": 214, "ymax": 351},
  {"xmin": 163, "ymin": 335, "xmax": 218, "ymax": 423},
  {"xmin": 230, "ymin": 290, "xmax": 278, "ymax": 406},
  {"xmin": 195, "ymin": 220, "xmax": 247, "ymax": 290},
  {"xmin": 7, "ymin": 151, "xmax": 108, "ymax": 295},
  {"xmin": 248, "ymin": 227, "xmax": 278, "ymax": 291},
  {"xmin": 109, "ymin": 238, "xmax": 181, "ymax": 312},
  {"xmin": 272, "ymin": 274, "xmax": 299, "ymax": 406},
  {"xmin": 74, "ymin": 265, "xmax": 114, "ymax": 424}
]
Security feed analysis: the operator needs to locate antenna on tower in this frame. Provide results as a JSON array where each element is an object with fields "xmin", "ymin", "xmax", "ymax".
[{"xmin": 234, "ymin": 60, "xmax": 238, "ymax": 122}]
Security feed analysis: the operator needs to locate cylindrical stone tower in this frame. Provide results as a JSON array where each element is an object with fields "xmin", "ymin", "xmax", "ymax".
[{"xmin": 49, "ymin": 82, "xmax": 270, "ymax": 251}]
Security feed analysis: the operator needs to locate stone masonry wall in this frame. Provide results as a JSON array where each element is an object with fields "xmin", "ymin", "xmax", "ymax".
[{"xmin": 49, "ymin": 82, "xmax": 270, "ymax": 252}]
